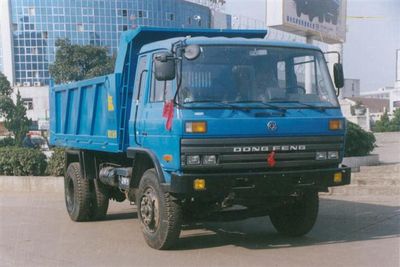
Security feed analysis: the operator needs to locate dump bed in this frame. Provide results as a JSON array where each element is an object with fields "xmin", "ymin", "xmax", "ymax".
[{"xmin": 49, "ymin": 27, "xmax": 267, "ymax": 153}]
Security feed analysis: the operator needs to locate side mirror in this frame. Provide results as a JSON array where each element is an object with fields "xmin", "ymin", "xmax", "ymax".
[
  {"xmin": 333, "ymin": 63, "xmax": 344, "ymax": 89},
  {"xmin": 154, "ymin": 52, "xmax": 175, "ymax": 81}
]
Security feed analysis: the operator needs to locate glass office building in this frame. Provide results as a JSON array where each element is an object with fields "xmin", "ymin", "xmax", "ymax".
[{"xmin": 8, "ymin": 0, "xmax": 211, "ymax": 86}]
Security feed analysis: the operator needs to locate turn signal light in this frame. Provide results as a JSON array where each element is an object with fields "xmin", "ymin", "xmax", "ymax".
[
  {"xmin": 333, "ymin": 172, "xmax": 343, "ymax": 184},
  {"xmin": 193, "ymin": 179, "xmax": 206, "ymax": 191},
  {"xmin": 186, "ymin": 121, "xmax": 207, "ymax": 133},
  {"xmin": 329, "ymin": 120, "xmax": 343, "ymax": 130}
]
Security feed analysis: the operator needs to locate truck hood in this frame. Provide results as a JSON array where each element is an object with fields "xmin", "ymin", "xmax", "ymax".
[{"xmin": 179, "ymin": 108, "xmax": 345, "ymax": 138}]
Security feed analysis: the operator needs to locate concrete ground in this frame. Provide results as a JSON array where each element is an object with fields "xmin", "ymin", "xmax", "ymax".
[{"xmin": 1, "ymin": 191, "xmax": 399, "ymax": 267}]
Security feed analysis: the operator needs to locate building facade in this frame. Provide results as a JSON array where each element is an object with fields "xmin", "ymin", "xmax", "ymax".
[
  {"xmin": 340, "ymin": 78, "xmax": 360, "ymax": 98},
  {"xmin": 0, "ymin": 0, "xmax": 230, "ymax": 130},
  {"xmin": 1, "ymin": 0, "xmax": 212, "ymax": 87}
]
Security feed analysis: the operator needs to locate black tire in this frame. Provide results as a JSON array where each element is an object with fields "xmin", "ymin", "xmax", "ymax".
[
  {"xmin": 136, "ymin": 169, "xmax": 182, "ymax": 250},
  {"xmin": 269, "ymin": 191, "xmax": 319, "ymax": 237},
  {"xmin": 64, "ymin": 162, "xmax": 92, "ymax": 221},
  {"xmin": 89, "ymin": 179, "xmax": 109, "ymax": 220}
]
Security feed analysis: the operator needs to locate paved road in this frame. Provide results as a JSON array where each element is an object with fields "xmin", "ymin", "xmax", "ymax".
[{"xmin": 1, "ymin": 192, "xmax": 399, "ymax": 267}]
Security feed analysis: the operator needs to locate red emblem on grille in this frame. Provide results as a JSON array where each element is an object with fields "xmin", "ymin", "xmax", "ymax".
[{"xmin": 267, "ymin": 151, "xmax": 276, "ymax": 167}]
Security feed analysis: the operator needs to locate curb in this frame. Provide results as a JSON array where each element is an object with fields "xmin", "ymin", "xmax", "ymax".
[{"xmin": 0, "ymin": 176, "xmax": 64, "ymax": 193}]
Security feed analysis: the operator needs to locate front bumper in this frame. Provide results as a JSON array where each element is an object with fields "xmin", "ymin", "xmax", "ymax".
[{"xmin": 169, "ymin": 166, "xmax": 351, "ymax": 196}]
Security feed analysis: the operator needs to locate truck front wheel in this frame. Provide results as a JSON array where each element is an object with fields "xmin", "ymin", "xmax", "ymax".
[
  {"xmin": 269, "ymin": 191, "xmax": 319, "ymax": 237},
  {"xmin": 64, "ymin": 162, "xmax": 92, "ymax": 221},
  {"xmin": 137, "ymin": 169, "xmax": 182, "ymax": 250}
]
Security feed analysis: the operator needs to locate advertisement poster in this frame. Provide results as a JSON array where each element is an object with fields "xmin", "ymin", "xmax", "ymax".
[{"xmin": 266, "ymin": 0, "xmax": 347, "ymax": 43}]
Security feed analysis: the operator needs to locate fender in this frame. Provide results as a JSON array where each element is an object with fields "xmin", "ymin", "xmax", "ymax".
[
  {"xmin": 126, "ymin": 147, "xmax": 166, "ymax": 183},
  {"xmin": 65, "ymin": 149, "xmax": 96, "ymax": 180}
]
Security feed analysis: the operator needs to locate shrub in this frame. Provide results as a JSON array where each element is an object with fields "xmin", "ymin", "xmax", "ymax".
[
  {"xmin": 0, "ymin": 137, "xmax": 15, "ymax": 147},
  {"xmin": 345, "ymin": 121, "xmax": 376, "ymax": 157},
  {"xmin": 0, "ymin": 147, "xmax": 47, "ymax": 176},
  {"xmin": 373, "ymin": 109, "xmax": 400, "ymax": 132},
  {"xmin": 46, "ymin": 148, "xmax": 65, "ymax": 176}
]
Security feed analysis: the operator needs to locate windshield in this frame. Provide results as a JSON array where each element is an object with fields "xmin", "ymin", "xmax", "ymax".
[{"xmin": 178, "ymin": 45, "xmax": 338, "ymax": 108}]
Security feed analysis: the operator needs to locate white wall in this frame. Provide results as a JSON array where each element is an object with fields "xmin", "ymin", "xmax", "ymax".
[
  {"xmin": 0, "ymin": 0, "xmax": 14, "ymax": 83},
  {"xmin": 13, "ymin": 86, "xmax": 49, "ymax": 123}
]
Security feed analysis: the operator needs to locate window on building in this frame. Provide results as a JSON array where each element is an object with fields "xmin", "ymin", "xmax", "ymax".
[
  {"xmin": 53, "ymin": 7, "xmax": 64, "ymax": 16},
  {"xmin": 24, "ymin": 24, "xmax": 35, "ymax": 31},
  {"xmin": 138, "ymin": 10, "xmax": 148, "ymax": 18},
  {"xmin": 54, "ymin": 24, "xmax": 65, "ymax": 31},
  {"xmin": 22, "ymin": 98, "xmax": 34, "ymax": 110},
  {"xmin": 82, "ymin": 8, "xmax": 94, "ymax": 16},
  {"xmin": 118, "ymin": 9, "xmax": 128, "ymax": 17},
  {"xmin": 188, "ymin": 17, "xmax": 192, "ymax": 25},
  {"xmin": 118, "ymin": 25, "xmax": 128, "ymax": 31},
  {"xmin": 42, "ymin": 31, "xmax": 48, "ymax": 39},
  {"xmin": 28, "ymin": 7, "xmax": 35, "ymax": 16},
  {"xmin": 27, "ymin": 47, "xmax": 38, "ymax": 55},
  {"xmin": 166, "ymin": 13, "xmax": 175, "ymax": 21},
  {"xmin": 77, "ymin": 24, "xmax": 84, "ymax": 32}
]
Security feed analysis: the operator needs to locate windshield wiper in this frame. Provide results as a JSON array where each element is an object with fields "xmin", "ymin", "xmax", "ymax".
[
  {"xmin": 226, "ymin": 100, "xmax": 287, "ymax": 113},
  {"xmin": 270, "ymin": 100, "xmax": 327, "ymax": 112},
  {"xmin": 182, "ymin": 100, "xmax": 251, "ymax": 112}
]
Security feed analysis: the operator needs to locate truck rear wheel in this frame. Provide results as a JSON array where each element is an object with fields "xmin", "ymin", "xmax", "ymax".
[
  {"xmin": 65, "ymin": 162, "xmax": 92, "ymax": 221},
  {"xmin": 136, "ymin": 169, "xmax": 182, "ymax": 250},
  {"xmin": 269, "ymin": 191, "xmax": 319, "ymax": 237},
  {"xmin": 89, "ymin": 179, "xmax": 109, "ymax": 220}
]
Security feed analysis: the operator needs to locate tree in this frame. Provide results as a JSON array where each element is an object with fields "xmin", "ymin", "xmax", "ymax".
[
  {"xmin": 389, "ymin": 108, "xmax": 400, "ymax": 131},
  {"xmin": 0, "ymin": 73, "xmax": 15, "ymax": 120},
  {"xmin": 4, "ymin": 91, "xmax": 31, "ymax": 145},
  {"xmin": 0, "ymin": 72, "xmax": 31, "ymax": 145},
  {"xmin": 49, "ymin": 39, "xmax": 115, "ymax": 84},
  {"xmin": 0, "ymin": 72, "xmax": 13, "ymax": 96},
  {"xmin": 373, "ymin": 111, "xmax": 391, "ymax": 132},
  {"xmin": 373, "ymin": 109, "xmax": 400, "ymax": 132}
]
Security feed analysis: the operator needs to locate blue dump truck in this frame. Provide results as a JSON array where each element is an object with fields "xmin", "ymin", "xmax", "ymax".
[{"xmin": 50, "ymin": 27, "xmax": 350, "ymax": 250}]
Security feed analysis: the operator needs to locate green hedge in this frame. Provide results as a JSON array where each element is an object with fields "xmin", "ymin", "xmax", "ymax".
[
  {"xmin": 345, "ymin": 121, "xmax": 376, "ymax": 157},
  {"xmin": 46, "ymin": 148, "xmax": 65, "ymax": 176},
  {"xmin": 0, "ymin": 137, "xmax": 15, "ymax": 147},
  {"xmin": 0, "ymin": 147, "xmax": 47, "ymax": 176}
]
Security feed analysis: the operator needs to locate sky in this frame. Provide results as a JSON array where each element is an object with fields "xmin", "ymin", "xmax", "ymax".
[{"xmin": 224, "ymin": 0, "xmax": 400, "ymax": 93}]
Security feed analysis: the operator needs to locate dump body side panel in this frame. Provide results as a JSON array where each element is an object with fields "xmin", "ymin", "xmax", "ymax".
[{"xmin": 49, "ymin": 74, "xmax": 121, "ymax": 152}]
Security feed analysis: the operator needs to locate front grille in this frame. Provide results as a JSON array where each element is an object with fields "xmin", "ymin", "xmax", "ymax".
[{"xmin": 181, "ymin": 136, "xmax": 343, "ymax": 171}]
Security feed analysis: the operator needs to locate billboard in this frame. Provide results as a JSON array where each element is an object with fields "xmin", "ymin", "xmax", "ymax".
[{"xmin": 266, "ymin": 0, "xmax": 347, "ymax": 44}]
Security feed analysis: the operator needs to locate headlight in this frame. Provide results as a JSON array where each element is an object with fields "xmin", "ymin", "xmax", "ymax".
[
  {"xmin": 203, "ymin": 155, "xmax": 217, "ymax": 165},
  {"xmin": 328, "ymin": 151, "xmax": 339, "ymax": 159},
  {"xmin": 187, "ymin": 155, "xmax": 201, "ymax": 165},
  {"xmin": 316, "ymin": 152, "xmax": 327, "ymax": 160}
]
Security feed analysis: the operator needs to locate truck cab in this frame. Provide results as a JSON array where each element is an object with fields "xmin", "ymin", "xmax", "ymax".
[{"xmin": 50, "ymin": 27, "xmax": 350, "ymax": 250}]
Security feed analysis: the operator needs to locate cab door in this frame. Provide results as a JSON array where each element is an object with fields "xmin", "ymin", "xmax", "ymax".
[
  {"xmin": 140, "ymin": 54, "xmax": 180, "ymax": 170},
  {"xmin": 129, "ymin": 54, "xmax": 150, "ymax": 147}
]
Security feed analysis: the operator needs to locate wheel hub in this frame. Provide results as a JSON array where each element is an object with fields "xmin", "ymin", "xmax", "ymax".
[{"xmin": 139, "ymin": 188, "xmax": 159, "ymax": 232}]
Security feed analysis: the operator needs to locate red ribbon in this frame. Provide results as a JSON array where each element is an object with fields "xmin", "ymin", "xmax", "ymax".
[
  {"xmin": 267, "ymin": 151, "xmax": 276, "ymax": 167},
  {"xmin": 162, "ymin": 100, "xmax": 174, "ymax": 131}
]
